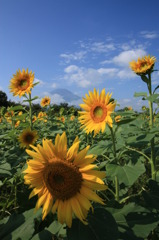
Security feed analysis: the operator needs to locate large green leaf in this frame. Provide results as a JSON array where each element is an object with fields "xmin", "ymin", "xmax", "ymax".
[
  {"xmin": 106, "ymin": 159, "xmax": 145, "ymax": 187},
  {"xmin": 134, "ymin": 92, "xmax": 147, "ymax": 98},
  {"xmin": 108, "ymin": 203, "xmax": 159, "ymax": 239},
  {"xmin": 0, "ymin": 162, "xmax": 11, "ymax": 176},
  {"xmin": 0, "ymin": 208, "xmax": 42, "ymax": 240},
  {"xmin": 31, "ymin": 230, "xmax": 53, "ymax": 240},
  {"xmin": 67, "ymin": 207, "xmax": 119, "ymax": 240},
  {"xmin": 46, "ymin": 221, "xmax": 66, "ymax": 237},
  {"xmin": 88, "ymin": 140, "xmax": 112, "ymax": 155}
]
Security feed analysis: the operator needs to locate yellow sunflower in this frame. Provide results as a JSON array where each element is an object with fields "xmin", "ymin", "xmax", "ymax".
[
  {"xmin": 32, "ymin": 116, "xmax": 37, "ymax": 123},
  {"xmin": 70, "ymin": 115, "xmax": 75, "ymax": 121},
  {"xmin": 18, "ymin": 111, "xmax": 23, "ymax": 116},
  {"xmin": 129, "ymin": 55, "xmax": 156, "ymax": 75},
  {"xmin": 23, "ymin": 132, "xmax": 107, "ymax": 227},
  {"xmin": 19, "ymin": 128, "xmax": 38, "ymax": 148},
  {"xmin": 9, "ymin": 69, "xmax": 34, "ymax": 97},
  {"xmin": 78, "ymin": 88, "xmax": 116, "ymax": 135},
  {"xmin": 15, "ymin": 120, "xmax": 20, "ymax": 128},
  {"xmin": 40, "ymin": 97, "xmax": 51, "ymax": 107},
  {"xmin": 115, "ymin": 115, "xmax": 121, "ymax": 122},
  {"xmin": 5, "ymin": 110, "xmax": 14, "ymax": 123}
]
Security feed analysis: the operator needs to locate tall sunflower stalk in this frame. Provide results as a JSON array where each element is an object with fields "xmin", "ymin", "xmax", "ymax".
[
  {"xmin": 109, "ymin": 126, "xmax": 119, "ymax": 202},
  {"xmin": 147, "ymin": 72, "xmax": 155, "ymax": 180},
  {"xmin": 78, "ymin": 88, "xmax": 117, "ymax": 200},
  {"xmin": 130, "ymin": 55, "xmax": 156, "ymax": 180},
  {"xmin": 9, "ymin": 69, "xmax": 39, "ymax": 130}
]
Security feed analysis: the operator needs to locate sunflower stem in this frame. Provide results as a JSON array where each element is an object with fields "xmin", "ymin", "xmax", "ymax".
[
  {"xmin": 29, "ymin": 93, "xmax": 33, "ymax": 130},
  {"xmin": 147, "ymin": 72, "xmax": 156, "ymax": 180},
  {"xmin": 115, "ymin": 176, "xmax": 119, "ymax": 202},
  {"xmin": 109, "ymin": 126, "xmax": 116, "ymax": 159},
  {"xmin": 109, "ymin": 126, "xmax": 119, "ymax": 201}
]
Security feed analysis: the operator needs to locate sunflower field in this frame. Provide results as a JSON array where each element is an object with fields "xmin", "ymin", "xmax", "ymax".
[{"xmin": 0, "ymin": 56, "xmax": 159, "ymax": 240}]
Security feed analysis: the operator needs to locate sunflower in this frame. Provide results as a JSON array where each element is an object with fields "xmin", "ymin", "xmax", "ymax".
[
  {"xmin": 23, "ymin": 132, "xmax": 107, "ymax": 227},
  {"xmin": 32, "ymin": 115, "xmax": 37, "ymax": 123},
  {"xmin": 19, "ymin": 128, "xmax": 38, "ymax": 148},
  {"xmin": 70, "ymin": 115, "xmax": 75, "ymax": 121},
  {"xmin": 15, "ymin": 120, "xmax": 20, "ymax": 128},
  {"xmin": 18, "ymin": 111, "xmax": 23, "ymax": 116},
  {"xmin": 40, "ymin": 97, "xmax": 51, "ymax": 107},
  {"xmin": 9, "ymin": 69, "xmax": 34, "ymax": 97},
  {"xmin": 115, "ymin": 115, "xmax": 121, "ymax": 122},
  {"xmin": 5, "ymin": 110, "xmax": 14, "ymax": 123},
  {"xmin": 129, "ymin": 55, "xmax": 156, "ymax": 75},
  {"xmin": 78, "ymin": 88, "xmax": 116, "ymax": 136}
]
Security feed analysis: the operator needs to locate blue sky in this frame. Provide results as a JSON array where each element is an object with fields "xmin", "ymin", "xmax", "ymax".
[{"xmin": 0, "ymin": 0, "xmax": 159, "ymax": 110}]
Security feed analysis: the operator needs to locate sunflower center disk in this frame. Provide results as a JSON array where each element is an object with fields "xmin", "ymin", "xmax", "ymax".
[
  {"xmin": 25, "ymin": 134, "xmax": 34, "ymax": 143},
  {"xmin": 19, "ymin": 79, "xmax": 29, "ymax": 89},
  {"xmin": 44, "ymin": 160, "xmax": 82, "ymax": 200},
  {"xmin": 91, "ymin": 105, "xmax": 107, "ymax": 123},
  {"xmin": 140, "ymin": 61, "xmax": 148, "ymax": 68}
]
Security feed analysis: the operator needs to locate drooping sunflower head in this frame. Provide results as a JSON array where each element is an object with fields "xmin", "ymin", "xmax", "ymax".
[
  {"xmin": 23, "ymin": 132, "xmax": 107, "ymax": 227},
  {"xmin": 18, "ymin": 128, "xmax": 38, "ymax": 148},
  {"xmin": 129, "ymin": 55, "xmax": 156, "ymax": 75},
  {"xmin": 9, "ymin": 69, "xmax": 34, "ymax": 97},
  {"xmin": 40, "ymin": 96, "xmax": 51, "ymax": 107},
  {"xmin": 78, "ymin": 88, "xmax": 116, "ymax": 136}
]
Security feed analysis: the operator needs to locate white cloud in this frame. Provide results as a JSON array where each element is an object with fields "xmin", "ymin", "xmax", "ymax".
[
  {"xmin": 0, "ymin": 86, "xmax": 3, "ymax": 90},
  {"xmin": 91, "ymin": 42, "xmax": 116, "ymax": 53},
  {"xmin": 140, "ymin": 31, "xmax": 158, "ymax": 39},
  {"xmin": 51, "ymin": 83, "xmax": 58, "ymax": 89},
  {"xmin": 97, "ymin": 68, "xmax": 118, "ymax": 76},
  {"xmin": 60, "ymin": 51, "xmax": 86, "ymax": 63},
  {"xmin": 34, "ymin": 78, "xmax": 45, "ymax": 86},
  {"xmin": 117, "ymin": 69, "xmax": 135, "ymax": 79},
  {"xmin": 100, "ymin": 59, "xmax": 112, "ymax": 65},
  {"xmin": 112, "ymin": 49, "xmax": 147, "ymax": 67},
  {"xmin": 64, "ymin": 65, "xmax": 79, "ymax": 73}
]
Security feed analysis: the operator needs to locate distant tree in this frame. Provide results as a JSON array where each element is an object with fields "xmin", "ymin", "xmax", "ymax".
[{"xmin": 0, "ymin": 91, "xmax": 8, "ymax": 107}]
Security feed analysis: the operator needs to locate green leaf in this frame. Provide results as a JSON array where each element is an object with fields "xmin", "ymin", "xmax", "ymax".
[
  {"xmin": 116, "ymin": 118, "xmax": 136, "ymax": 126},
  {"xmin": 33, "ymin": 81, "xmax": 40, "ymax": 87},
  {"xmin": 145, "ymin": 93, "xmax": 159, "ymax": 102},
  {"xmin": 0, "ymin": 163, "xmax": 11, "ymax": 176},
  {"xmin": 88, "ymin": 140, "xmax": 111, "ymax": 155},
  {"xmin": 141, "ymin": 75, "xmax": 149, "ymax": 83},
  {"xmin": 106, "ymin": 159, "xmax": 145, "ymax": 187},
  {"xmin": 0, "ymin": 208, "xmax": 42, "ymax": 240},
  {"xmin": 9, "ymin": 105, "xmax": 24, "ymax": 111},
  {"xmin": 67, "ymin": 207, "xmax": 119, "ymax": 240},
  {"xmin": 31, "ymin": 96, "xmax": 39, "ymax": 101},
  {"xmin": 134, "ymin": 92, "xmax": 147, "ymax": 98},
  {"xmin": 31, "ymin": 230, "xmax": 53, "ymax": 240},
  {"xmin": 108, "ymin": 203, "xmax": 159, "ymax": 239},
  {"xmin": 46, "ymin": 221, "xmax": 66, "ymax": 237}
]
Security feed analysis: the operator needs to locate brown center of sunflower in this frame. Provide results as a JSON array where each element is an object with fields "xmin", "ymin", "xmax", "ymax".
[
  {"xmin": 24, "ymin": 133, "xmax": 34, "ymax": 143},
  {"xmin": 90, "ymin": 103, "xmax": 107, "ymax": 123},
  {"xmin": 140, "ymin": 61, "xmax": 148, "ymax": 69},
  {"xmin": 43, "ymin": 160, "xmax": 82, "ymax": 200},
  {"xmin": 18, "ymin": 79, "xmax": 29, "ymax": 90}
]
